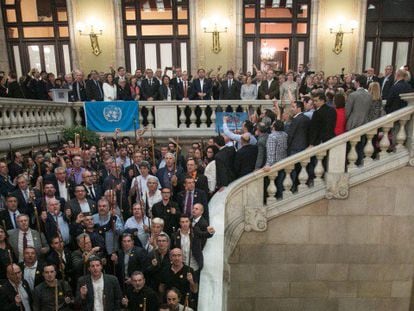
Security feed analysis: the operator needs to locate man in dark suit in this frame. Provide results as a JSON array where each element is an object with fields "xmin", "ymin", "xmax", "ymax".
[
  {"xmin": 141, "ymin": 69, "xmax": 160, "ymax": 101},
  {"xmin": 152, "ymin": 188, "xmax": 180, "ymax": 236},
  {"xmin": 46, "ymin": 236, "xmax": 73, "ymax": 285},
  {"xmin": 287, "ymin": 101, "xmax": 310, "ymax": 155},
  {"xmin": 7, "ymin": 152, "xmax": 24, "ymax": 181},
  {"xmin": 43, "ymin": 167, "xmax": 73, "ymax": 202},
  {"xmin": 219, "ymin": 70, "xmax": 241, "ymax": 100},
  {"xmin": 170, "ymin": 67, "xmax": 185, "ymax": 100},
  {"xmin": 82, "ymin": 170, "xmax": 103, "ymax": 203},
  {"xmin": 213, "ymin": 135, "xmax": 236, "ymax": 190},
  {"xmin": 0, "ymin": 194, "xmax": 20, "ymax": 230},
  {"xmin": 380, "ymin": 65, "xmax": 395, "ymax": 100},
  {"xmin": 0, "ymin": 263, "xmax": 33, "ymax": 310},
  {"xmin": 85, "ymin": 70, "xmax": 104, "ymax": 101},
  {"xmin": 308, "ymin": 92, "xmax": 337, "ymax": 147},
  {"xmin": 254, "ymin": 122, "xmax": 269, "ymax": 169},
  {"xmin": 385, "ymin": 69, "xmax": 413, "ymax": 114},
  {"xmin": 122, "ymin": 271, "xmax": 159, "ymax": 311},
  {"xmin": 234, "ymin": 133, "xmax": 258, "ymax": 178},
  {"xmin": 191, "ymin": 203, "xmax": 214, "ymax": 249},
  {"xmin": 76, "ymin": 256, "xmax": 122, "ymax": 311},
  {"xmin": 112, "ymin": 233, "xmax": 147, "ymax": 286},
  {"xmin": 65, "ymin": 185, "xmax": 97, "ymax": 222},
  {"xmin": 0, "ymin": 161, "xmax": 15, "ymax": 197},
  {"xmin": 11, "ymin": 174, "xmax": 37, "ymax": 216},
  {"xmin": 365, "ymin": 67, "xmax": 380, "ymax": 86},
  {"xmin": 176, "ymin": 176, "xmax": 208, "ymax": 221},
  {"xmin": 19, "ymin": 246, "xmax": 44, "ymax": 291},
  {"xmin": 71, "ymin": 70, "xmax": 87, "ymax": 101},
  {"xmin": 258, "ymin": 69, "xmax": 279, "ymax": 99},
  {"xmin": 191, "ymin": 68, "xmax": 212, "ymax": 100},
  {"xmin": 178, "ymin": 158, "xmax": 209, "ymax": 195}
]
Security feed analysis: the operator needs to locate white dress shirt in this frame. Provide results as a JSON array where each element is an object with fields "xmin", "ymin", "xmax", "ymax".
[
  {"xmin": 58, "ymin": 181, "xmax": 68, "ymax": 201},
  {"xmin": 92, "ymin": 274, "xmax": 104, "ymax": 311},
  {"xmin": 23, "ymin": 260, "xmax": 38, "ymax": 290}
]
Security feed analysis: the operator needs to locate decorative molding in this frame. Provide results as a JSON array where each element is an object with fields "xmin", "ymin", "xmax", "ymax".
[
  {"xmin": 244, "ymin": 206, "xmax": 267, "ymax": 232},
  {"xmin": 325, "ymin": 172, "xmax": 349, "ymax": 199}
]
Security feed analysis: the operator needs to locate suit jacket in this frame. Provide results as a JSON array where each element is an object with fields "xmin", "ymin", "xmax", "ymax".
[
  {"xmin": 18, "ymin": 260, "xmax": 44, "ymax": 289},
  {"xmin": 192, "ymin": 216, "xmax": 213, "ymax": 249},
  {"xmin": 124, "ymin": 284, "xmax": 159, "ymax": 311},
  {"xmin": 72, "ymin": 80, "xmax": 87, "ymax": 101},
  {"xmin": 215, "ymin": 146, "xmax": 236, "ymax": 188},
  {"xmin": 8, "ymin": 228, "xmax": 49, "ymax": 260},
  {"xmin": 11, "ymin": 188, "xmax": 38, "ymax": 216},
  {"xmin": 43, "ymin": 212, "xmax": 71, "ymax": 244},
  {"xmin": 115, "ymin": 246, "xmax": 147, "ymax": 284},
  {"xmin": 190, "ymin": 78, "xmax": 212, "ymax": 100},
  {"xmin": 258, "ymin": 79, "xmax": 280, "ymax": 99},
  {"xmin": 0, "ymin": 279, "xmax": 32, "ymax": 310},
  {"xmin": 234, "ymin": 144, "xmax": 258, "ymax": 178},
  {"xmin": 0, "ymin": 209, "xmax": 19, "ymax": 230},
  {"xmin": 287, "ymin": 113, "xmax": 310, "ymax": 154},
  {"xmin": 308, "ymin": 104, "xmax": 337, "ymax": 146},
  {"xmin": 380, "ymin": 75, "xmax": 395, "ymax": 100},
  {"xmin": 65, "ymin": 198, "xmax": 97, "ymax": 221},
  {"xmin": 76, "ymin": 274, "xmax": 122, "ymax": 311},
  {"xmin": 171, "ymin": 229, "xmax": 204, "ymax": 270},
  {"xmin": 171, "ymin": 77, "xmax": 184, "ymax": 100},
  {"xmin": 43, "ymin": 173, "xmax": 74, "ymax": 200},
  {"xmin": 176, "ymin": 188, "xmax": 208, "ymax": 220},
  {"xmin": 83, "ymin": 184, "xmax": 103, "ymax": 203},
  {"xmin": 345, "ymin": 88, "xmax": 372, "ymax": 130},
  {"xmin": 0, "ymin": 174, "xmax": 15, "ymax": 197},
  {"xmin": 141, "ymin": 78, "xmax": 160, "ymax": 100},
  {"xmin": 220, "ymin": 79, "xmax": 241, "ymax": 100},
  {"xmin": 255, "ymin": 133, "xmax": 268, "ymax": 169},
  {"xmin": 7, "ymin": 161, "xmax": 24, "ymax": 181},
  {"xmin": 46, "ymin": 248, "xmax": 73, "ymax": 282},
  {"xmin": 85, "ymin": 79, "xmax": 104, "ymax": 101},
  {"xmin": 385, "ymin": 80, "xmax": 413, "ymax": 114},
  {"xmin": 151, "ymin": 200, "xmax": 181, "ymax": 236},
  {"xmin": 158, "ymin": 84, "xmax": 176, "ymax": 100}
]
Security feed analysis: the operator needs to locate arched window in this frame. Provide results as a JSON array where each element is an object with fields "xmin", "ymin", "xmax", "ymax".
[
  {"xmin": 364, "ymin": 0, "xmax": 414, "ymax": 73},
  {"xmin": 243, "ymin": 0, "xmax": 311, "ymax": 73},
  {"xmin": 122, "ymin": 0, "xmax": 190, "ymax": 73},
  {"xmin": 1, "ymin": 0, "xmax": 72, "ymax": 77}
]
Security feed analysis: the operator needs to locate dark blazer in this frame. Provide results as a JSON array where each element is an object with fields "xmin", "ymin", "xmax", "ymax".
[
  {"xmin": 234, "ymin": 144, "xmax": 258, "ymax": 178},
  {"xmin": 72, "ymin": 80, "xmax": 87, "ymax": 101},
  {"xmin": 258, "ymin": 79, "xmax": 280, "ymax": 99},
  {"xmin": 380, "ymin": 75, "xmax": 395, "ymax": 100},
  {"xmin": 219, "ymin": 79, "xmax": 241, "ymax": 100},
  {"xmin": 19, "ymin": 260, "xmax": 44, "ymax": 289},
  {"xmin": 287, "ymin": 113, "xmax": 310, "ymax": 155},
  {"xmin": 385, "ymin": 80, "xmax": 413, "ymax": 114},
  {"xmin": 76, "ymin": 274, "xmax": 122, "ymax": 311},
  {"xmin": 11, "ymin": 188, "xmax": 38, "ymax": 216},
  {"xmin": 176, "ymin": 188, "xmax": 208, "ymax": 221},
  {"xmin": 171, "ymin": 229, "xmax": 204, "ymax": 270},
  {"xmin": 0, "ymin": 279, "xmax": 32, "ymax": 311},
  {"xmin": 124, "ymin": 284, "xmax": 159, "ymax": 311},
  {"xmin": 191, "ymin": 78, "xmax": 212, "ymax": 100},
  {"xmin": 7, "ymin": 81, "xmax": 25, "ymax": 98},
  {"xmin": 308, "ymin": 104, "xmax": 337, "ymax": 146},
  {"xmin": 158, "ymin": 84, "xmax": 176, "ymax": 100},
  {"xmin": 255, "ymin": 133, "xmax": 268, "ymax": 169},
  {"xmin": 43, "ymin": 212, "xmax": 71, "ymax": 244},
  {"xmin": 215, "ymin": 146, "xmax": 236, "ymax": 188},
  {"xmin": 115, "ymin": 246, "xmax": 148, "ymax": 285},
  {"xmin": 7, "ymin": 161, "xmax": 24, "ymax": 180},
  {"xmin": 0, "ymin": 174, "xmax": 15, "ymax": 197},
  {"xmin": 192, "ymin": 216, "xmax": 213, "ymax": 249},
  {"xmin": 46, "ymin": 248, "xmax": 73, "ymax": 282},
  {"xmin": 85, "ymin": 79, "xmax": 104, "ymax": 101},
  {"xmin": 117, "ymin": 85, "xmax": 133, "ymax": 101},
  {"xmin": 141, "ymin": 78, "xmax": 160, "ymax": 100},
  {"xmin": 0, "ymin": 209, "xmax": 17, "ymax": 230},
  {"xmin": 43, "ymin": 173, "xmax": 74, "ymax": 200},
  {"xmin": 151, "ymin": 200, "xmax": 181, "ymax": 236},
  {"xmin": 84, "ymin": 183, "xmax": 103, "ymax": 203},
  {"xmin": 171, "ymin": 78, "xmax": 184, "ymax": 100},
  {"xmin": 65, "ymin": 198, "xmax": 97, "ymax": 221}
]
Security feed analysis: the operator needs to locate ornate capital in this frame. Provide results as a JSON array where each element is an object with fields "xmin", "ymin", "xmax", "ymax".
[
  {"xmin": 244, "ymin": 206, "xmax": 267, "ymax": 232},
  {"xmin": 325, "ymin": 172, "xmax": 349, "ymax": 199}
]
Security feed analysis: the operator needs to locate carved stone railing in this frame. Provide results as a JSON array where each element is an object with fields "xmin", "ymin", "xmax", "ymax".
[{"xmin": 198, "ymin": 92, "xmax": 414, "ymax": 311}]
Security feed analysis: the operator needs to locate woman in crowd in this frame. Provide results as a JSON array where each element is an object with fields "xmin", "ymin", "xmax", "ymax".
[
  {"xmin": 240, "ymin": 76, "xmax": 257, "ymax": 100},
  {"xmin": 130, "ymin": 76, "xmax": 141, "ymax": 100},
  {"xmin": 158, "ymin": 75, "xmax": 175, "ymax": 101},
  {"xmin": 334, "ymin": 93, "xmax": 346, "ymax": 136},
  {"xmin": 280, "ymin": 71, "xmax": 298, "ymax": 102},
  {"xmin": 368, "ymin": 81, "xmax": 383, "ymax": 121},
  {"xmin": 103, "ymin": 73, "xmax": 117, "ymax": 101},
  {"xmin": 203, "ymin": 145, "xmax": 219, "ymax": 195}
]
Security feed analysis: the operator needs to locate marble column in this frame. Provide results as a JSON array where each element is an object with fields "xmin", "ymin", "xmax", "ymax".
[{"xmin": 0, "ymin": 2, "xmax": 10, "ymax": 71}]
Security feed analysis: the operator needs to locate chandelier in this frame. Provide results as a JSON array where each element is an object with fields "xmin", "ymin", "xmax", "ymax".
[{"xmin": 261, "ymin": 41, "xmax": 276, "ymax": 60}]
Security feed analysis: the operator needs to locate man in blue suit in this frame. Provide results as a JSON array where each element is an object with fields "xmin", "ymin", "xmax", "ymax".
[{"xmin": 191, "ymin": 68, "xmax": 212, "ymax": 100}]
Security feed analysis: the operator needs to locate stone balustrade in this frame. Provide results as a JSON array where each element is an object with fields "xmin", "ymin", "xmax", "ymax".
[{"xmin": 198, "ymin": 92, "xmax": 414, "ymax": 311}]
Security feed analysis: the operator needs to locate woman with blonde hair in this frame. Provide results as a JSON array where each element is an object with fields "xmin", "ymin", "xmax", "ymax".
[{"xmin": 367, "ymin": 82, "xmax": 384, "ymax": 121}]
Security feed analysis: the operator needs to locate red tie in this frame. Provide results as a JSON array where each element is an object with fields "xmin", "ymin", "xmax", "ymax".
[
  {"xmin": 23, "ymin": 232, "xmax": 28, "ymax": 250},
  {"xmin": 185, "ymin": 192, "xmax": 192, "ymax": 216}
]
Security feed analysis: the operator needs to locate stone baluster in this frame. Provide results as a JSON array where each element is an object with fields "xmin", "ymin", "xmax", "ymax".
[
  {"xmin": 210, "ymin": 105, "xmax": 216, "ymax": 130},
  {"xmin": 27, "ymin": 107, "xmax": 35, "ymax": 130},
  {"xmin": 363, "ymin": 131, "xmax": 377, "ymax": 165},
  {"xmin": 282, "ymin": 166, "xmax": 294, "ymax": 197},
  {"xmin": 73, "ymin": 106, "xmax": 82, "ymax": 126},
  {"xmin": 314, "ymin": 152, "xmax": 326, "ymax": 185},
  {"xmin": 15, "ymin": 107, "xmax": 24, "ymax": 134},
  {"xmin": 200, "ymin": 105, "xmax": 207, "ymax": 128},
  {"xmin": 347, "ymin": 138, "xmax": 360, "ymax": 170},
  {"xmin": 189, "ymin": 106, "xmax": 197, "ymax": 128},
  {"xmin": 34, "ymin": 107, "xmax": 42, "ymax": 128},
  {"xmin": 22, "ymin": 107, "xmax": 30, "ymax": 132},
  {"xmin": 396, "ymin": 118, "xmax": 409, "ymax": 151},
  {"xmin": 147, "ymin": 107, "xmax": 154, "ymax": 128},
  {"xmin": 9, "ymin": 106, "xmax": 17, "ymax": 134},
  {"xmin": 45, "ymin": 108, "xmax": 52, "ymax": 128},
  {"xmin": 179, "ymin": 105, "xmax": 187, "ymax": 129},
  {"xmin": 138, "ymin": 106, "xmax": 144, "ymax": 129},
  {"xmin": 0, "ymin": 105, "xmax": 4, "ymax": 136},
  {"xmin": 2, "ymin": 105, "xmax": 10, "ymax": 135},
  {"xmin": 298, "ymin": 160, "xmax": 310, "ymax": 192},
  {"xmin": 379, "ymin": 124, "xmax": 392, "ymax": 159},
  {"xmin": 266, "ymin": 173, "xmax": 277, "ymax": 205}
]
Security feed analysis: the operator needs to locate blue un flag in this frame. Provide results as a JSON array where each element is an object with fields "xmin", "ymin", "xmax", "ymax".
[{"xmin": 84, "ymin": 101, "xmax": 139, "ymax": 132}]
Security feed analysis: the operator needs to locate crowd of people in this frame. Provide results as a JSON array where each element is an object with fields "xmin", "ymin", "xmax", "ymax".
[{"xmin": 0, "ymin": 61, "xmax": 413, "ymax": 310}]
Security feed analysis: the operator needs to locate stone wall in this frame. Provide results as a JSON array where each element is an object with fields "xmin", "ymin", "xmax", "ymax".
[{"xmin": 228, "ymin": 166, "xmax": 414, "ymax": 311}]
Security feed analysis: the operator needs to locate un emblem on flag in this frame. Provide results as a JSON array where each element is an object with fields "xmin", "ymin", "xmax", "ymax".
[{"xmin": 103, "ymin": 105, "xmax": 122, "ymax": 122}]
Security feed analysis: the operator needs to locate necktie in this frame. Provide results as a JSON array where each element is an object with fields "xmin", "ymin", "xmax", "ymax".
[
  {"xmin": 228, "ymin": 80, "xmax": 231, "ymax": 88},
  {"xmin": 96, "ymin": 80, "xmax": 103, "ymax": 98},
  {"xmin": 23, "ymin": 232, "xmax": 28, "ymax": 249},
  {"xmin": 184, "ymin": 81, "xmax": 187, "ymax": 98},
  {"xmin": 185, "ymin": 192, "xmax": 192, "ymax": 216},
  {"xmin": 89, "ymin": 186, "xmax": 95, "ymax": 200},
  {"xmin": 13, "ymin": 212, "xmax": 17, "ymax": 229},
  {"xmin": 23, "ymin": 190, "xmax": 28, "ymax": 203},
  {"xmin": 149, "ymin": 79, "xmax": 152, "ymax": 86}
]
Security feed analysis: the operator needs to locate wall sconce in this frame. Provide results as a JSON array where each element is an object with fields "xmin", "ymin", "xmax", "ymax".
[
  {"xmin": 328, "ymin": 17, "xmax": 358, "ymax": 55},
  {"xmin": 76, "ymin": 17, "xmax": 104, "ymax": 56},
  {"xmin": 201, "ymin": 16, "xmax": 229, "ymax": 54}
]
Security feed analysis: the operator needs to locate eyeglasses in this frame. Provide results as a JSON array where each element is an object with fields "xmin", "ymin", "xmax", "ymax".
[{"xmin": 161, "ymin": 192, "xmax": 171, "ymax": 194}]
